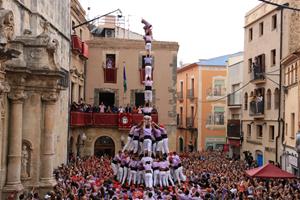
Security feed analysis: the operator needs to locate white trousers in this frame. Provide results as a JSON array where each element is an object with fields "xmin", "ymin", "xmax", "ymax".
[
  {"xmin": 118, "ymin": 167, "xmax": 124, "ymax": 182},
  {"xmin": 159, "ymin": 171, "xmax": 168, "ymax": 187},
  {"xmin": 128, "ymin": 170, "xmax": 137, "ymax": 185},
  {"xmin": 132, "ymin": 140, "xmax": 139, "ymax": 154},
  {"xmin": 175, "ymin": 166, "xmax": 186, "ymax": 185},
  {"xmin": 143, "ymin": 138, "xmax": 152, "ymax": 155},
  {"xmin": 144, "ymin": 90, "xmax": 152, "ymax": 102},
  {"xmin": 111, "ymin": 163, "xmax": 119, "ymax": 176},
  {"xmin": 156, "ymin": 140, "xmax": 163, "ymax": 152},
  {"xmin": 145, "ymin": 65, "xmax": 152, "ymax": 78},
  {"xmin": 145, "ymin": 42, "xmax": 152, "ymax": 52},
  {"xmin": 122, "ymin": 136, "xmax": 133, "ymax": 152},
  {"xmin": 144, "ymin": 172, "xmax": 153, "ymax": 188},
  {"xmin": 153, "ymin": 170, "xmax": 160, "ymax": 187},
  {"xmin": 121, "ymin": 167, "xmax": 128, "ymax": 185},
  {"xmin": 166, "ymin": 170, "xmax": 175, "ymax": 186},
  {"xmin": 162, "ymin": 138, "xmax": 169, "ymax": 154},
  {"xmin": 137, "ymin": 170, "xmax": 144, "ymax": 184}
]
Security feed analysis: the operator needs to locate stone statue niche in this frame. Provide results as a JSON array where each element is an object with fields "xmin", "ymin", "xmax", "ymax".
[{"xmin": 21, "ymin": 141, "xmax": 31, "ymax": 179}]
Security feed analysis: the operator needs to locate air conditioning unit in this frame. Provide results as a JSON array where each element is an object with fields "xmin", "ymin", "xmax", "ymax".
[{"xmin": 105, "ymin": 29, "xmax": 115, "ymax": 38}]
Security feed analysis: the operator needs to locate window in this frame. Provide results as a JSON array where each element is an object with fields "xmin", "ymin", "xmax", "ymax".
[
  {"xmin": 269, "ymin": 125, "xmax": 275, "ymax": 141},
  {"xmin": 266, "ymin": 89, "xmax": 271, "ymax": 110},
  {"xmin": 180, "ymin": 107, "xmax": 183, "ymax": 125},
  {"xmin": 247, "ymin": 124, "xmax": 251, "ymax": 137},
  {"xmin": 106, "ymin": 54, "xmax": 116, "ymax": 68},
  {"xmin": 80, "ymin": 29, "xmax": 83, "ymax": 40},
  {"xmin": 274, "ymin": 88, "xmax": 279, "ymax": 109},
  {"xmin": 191, "ymin": 78, "xmax": 194, "ymax": 96},
  {"xmin": 191, "ymin": 106, "xmax": 194, "ymax": 119},
  {"xmin": 272, "ymin": 14, "xmax": 277, "ymax": 30},
  {"xmin": 213, "ymin": 79, "xmax": 225, "ymax": 96},
  {"xmin": 213, "ymin": 106, "xmax": 224, "ymax": 125},
  {"xmin": 257, "ymin": 125, "xmax": 263, "ymax": 138},
  {"xmin": 244, "ymin": 93, "xmax": 248, "ymax": 110},
  {"xmin": 248, "ymin": 58, "xmax": 253, "ymax": 73},
  {"xmin": 271, "ymin": 49, "xmax": 276, "ymax": 66},
  {"xmin": 249, "ymin": 28, "xmax": 253, "ymax": 41},
  {"xmin": 291, "ymin": 113, "xmax": 295, "ymax": 138},
  {"xmin": 259, "ymin": 22, "xmax": 264, "ymax": 36}
]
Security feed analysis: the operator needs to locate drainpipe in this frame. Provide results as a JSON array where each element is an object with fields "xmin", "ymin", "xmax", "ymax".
[{"xmin": 276, "ymin": 7, "xmax": 284, "ymax": 164}]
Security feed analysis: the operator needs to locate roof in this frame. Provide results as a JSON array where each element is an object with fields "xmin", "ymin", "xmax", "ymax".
[
  {"xmin": 197, "ymin": 52, "xmax": 243, "ymax": 66},
  {"xmin": 245, "ymin": 163, "xmax": 296, "ymax": 179}
]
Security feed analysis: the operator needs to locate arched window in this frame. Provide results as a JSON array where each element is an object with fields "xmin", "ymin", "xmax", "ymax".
[
  {"xmin": 274, "ymin": 88, "xmax": 279, "ymax": 109},
  {"xmin": 266, "ymin": 89, "xmax": 271, "ymax": 110},
  {"xmin": 244, "ymin": 93, "xmax": 248, "ymax": 110}
]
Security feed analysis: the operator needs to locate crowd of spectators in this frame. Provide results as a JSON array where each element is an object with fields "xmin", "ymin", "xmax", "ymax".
[
  {"xmin": 71, "ymin": 99, "xmax": 158, "ymax": 115},
  {"xmin": 9, "ymin": 151, "xmax": 300, "ymax": 200}
]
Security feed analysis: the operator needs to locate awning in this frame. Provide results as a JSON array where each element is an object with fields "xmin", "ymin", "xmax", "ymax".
[
  {"xmin": 228, "ymin": 139, "xmax": 240, "ymax": 147},
  {"xmin": 245, "ymin": 163, "xmax": 296, "ymax": 179}
]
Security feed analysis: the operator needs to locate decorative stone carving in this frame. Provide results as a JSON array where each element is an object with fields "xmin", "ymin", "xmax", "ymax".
[
  {"xmin": 42, "ymin": 92, "xmax": 59, "ymax": 103},
  {"xmin": 0, "ymin": 9, "xmax": 20, "ymax": 64},
  {"xmin": 8, "ymin": 90, "xmax": 27, "ymax": 102},
  {"xmin": 21, "ymin": 143, "xmax": 30, "ymax": 179}
]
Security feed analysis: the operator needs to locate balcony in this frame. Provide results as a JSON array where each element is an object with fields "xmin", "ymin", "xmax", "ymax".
[
  {"xmin": 251, "ymin": 65, "xmax": 266, "ymax": 84},
  {"xmin": 71, "ymin": 34, "xmax": 82, "ymax": 54},
  {"xmin": 249, "ymin": 99, "xmax": 264, "ymax": 119},
  {"xmin": 227, "ymin": 119, "xmax": 241, "ymax": 139},
  {"xmin": 177, "ymin": 92, "xmax": 183, "ymax": 102},
  {"xmin": 187, "ymin": 89, "xmax": 196, "ymax": 100},
  {"xmin": 206, "ymin": 87, "xmax": 226, "ymax": 100},
  {"xmin": 227, "ymin": 93, "xmax": 241, "ymax": 108},
  {"xmin": 70, "ymin": 112, "xmax": 158, "ymax": 129},
  {"xmin": 186, "ymin": 117, "xmax": 195, "ymax": 129},
  {"xmin": 103, "ymin": 68, "xmax": 117, "ymax": 83},
  {"xmin": 206, "ymin": 113, "xmax": 225, "ymax": 129}
]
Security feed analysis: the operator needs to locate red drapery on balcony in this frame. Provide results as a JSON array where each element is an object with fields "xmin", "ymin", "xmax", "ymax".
[
  {"xmin": 104, "ymin": 68, "xmax": 117, "ymax": 83},
  {"xmin": 93, "ymin": 113, "xmax": 119, "ymax": 127},
  {"xmin": 70, "ymin": 112, "xmax": 159, "ymax": 128},
  {"xmin": 71, "ymin": 35, "xmax": 82, "ymax": 53},
  {"xmin": 81, "ymin": 42, "xmax": 89, "ymax": 59},
  {"xmin": 70, "ymin": 112, "xmax": 92, "ymax": 126}
]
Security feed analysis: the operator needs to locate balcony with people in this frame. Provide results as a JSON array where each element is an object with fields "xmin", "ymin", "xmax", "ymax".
[
  {"xmin": 103, "ymin": 54, "xmax": 117, "ymax": 83},
  {"xmin": 249, "ymin": 89, "xmax": 265, "ymax": 118},
  {"xmin": 250, "ymin": 54, "xmax": 266, "ymax": 84},
  {"xmin": 227, "ymin": 119, "xmax": 241, "ymax": 139},
  {"xmin": 70, "ymin": 101, "xmax": 158, "ymax": 128}
]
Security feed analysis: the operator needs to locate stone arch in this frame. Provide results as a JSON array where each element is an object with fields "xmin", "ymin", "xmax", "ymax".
[{"xmin": 93, "ymin": 136, "xmax": 115, "ymax": 157}]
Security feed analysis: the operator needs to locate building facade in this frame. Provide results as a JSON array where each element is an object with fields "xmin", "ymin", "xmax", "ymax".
[
  {"xmin": 0, "ymin": 0, "xmax": 71, "ymax": 197},
  {"xmin": 241, "ymin": 0, "xmax": 300, "ymax": 167},
  {"xmin": 177, "ymin": 54, "xmax": 236, "ymax": 151},
  {"xmin": 69, "ymin": 32, "xmax": 179, "ymax": 156},
  {"xmin": 226, "ymin": 52, "xmax": 243, "ymax": 159},
  {"xmin": 281, "ymin": 51, "xmax": 299, "ymax": 174}
]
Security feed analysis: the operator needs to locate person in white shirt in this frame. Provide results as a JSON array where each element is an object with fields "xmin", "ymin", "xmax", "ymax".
[
  {"xmin": 142, "ymin": 102, "xmax": 153, "ymax": 116},
  {"xmin": 144, "ymin": 55, "xmax": 153, "ymax": 79},
  {"xmin": 143, "ymin": 161, "xmax": 153, "ymax": 189},
  {"xmin": 143, "ymin": 76, "xmax": 153, "ymax": 103}
]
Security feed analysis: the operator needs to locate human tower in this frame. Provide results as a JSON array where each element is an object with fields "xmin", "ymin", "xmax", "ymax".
[{"xmin": 111, "ymin": 19, "xmax": 186, "ymax": 190}]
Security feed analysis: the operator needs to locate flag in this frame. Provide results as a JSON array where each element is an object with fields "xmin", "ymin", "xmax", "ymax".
[{"xmin": 123, "ymin": 63, "xmax": 127, "ymax": 93}]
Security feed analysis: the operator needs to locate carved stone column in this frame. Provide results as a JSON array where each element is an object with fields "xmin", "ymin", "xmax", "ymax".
[
  {"xmin": 4, "ymin": 90, "xmax": 26, "ymax": 191},
  {"xmin": 40, "ymin": 92, "xmax": 58, "ymax": 187}
]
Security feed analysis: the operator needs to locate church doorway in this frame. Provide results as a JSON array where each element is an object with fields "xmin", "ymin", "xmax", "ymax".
[{"xmin": 94, "ymin": 136, "xmax": 115, "ymax": 157}]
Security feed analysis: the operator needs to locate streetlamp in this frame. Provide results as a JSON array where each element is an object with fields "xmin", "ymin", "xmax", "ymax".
[
  {"xmin": 72, "ymin": 9, "xmax": 123, "ymax": 30},
  {"xmin": 295, "ymin": 131, "xmax": 300, "ymax": 177}
]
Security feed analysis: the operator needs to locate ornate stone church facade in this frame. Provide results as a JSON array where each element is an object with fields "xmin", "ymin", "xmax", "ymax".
[{"xmin": 0, "ymin": 0, "xmax": 70, "ymax": 197}]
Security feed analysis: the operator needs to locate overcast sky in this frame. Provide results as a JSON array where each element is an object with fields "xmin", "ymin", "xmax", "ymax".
[{"xmin": 79, "ymin": 0, "xmax": 261, "ymax": 65}]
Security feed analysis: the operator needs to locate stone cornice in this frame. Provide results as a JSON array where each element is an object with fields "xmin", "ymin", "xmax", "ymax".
[{"xmin": 86, "ymin": 38, "xmax": 179, "ymax": 51}]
